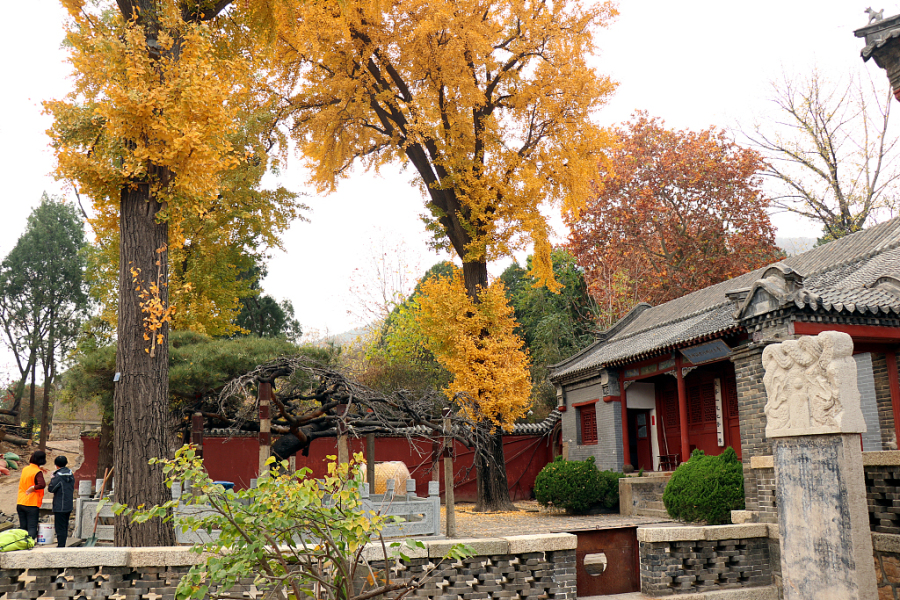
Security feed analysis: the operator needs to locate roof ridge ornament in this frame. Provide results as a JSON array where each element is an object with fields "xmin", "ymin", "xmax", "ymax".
[{"xmin": 866, "ymin": 7, "xmax": 885, "ymax": 24}]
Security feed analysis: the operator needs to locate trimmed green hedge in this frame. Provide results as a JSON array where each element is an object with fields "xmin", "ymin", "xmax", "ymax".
[
  {"xmin": 534, "ymin": 456, "xmax": 626, "ymax": 514},
  {"xmin": 662, "ymin": 447, "xmax": 744, "ymax": 524}
]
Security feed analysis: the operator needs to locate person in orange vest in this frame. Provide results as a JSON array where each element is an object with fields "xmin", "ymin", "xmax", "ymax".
[{"xmin": 16, "ymin": 451, "xmax": 47, "ymax": 540}]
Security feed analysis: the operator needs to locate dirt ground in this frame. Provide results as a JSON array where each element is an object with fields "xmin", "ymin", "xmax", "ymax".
[
  {"xmin": 443, "ymin": 501, "xmax": 671, "ymax": 537},
  {"xmin": 0, "ymin": 439, "xmax": 83, "ymax": 517}
]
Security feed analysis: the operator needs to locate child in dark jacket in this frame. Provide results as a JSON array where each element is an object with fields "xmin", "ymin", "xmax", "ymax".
[{"xmin": 47, "ymin": 456, "xmax": 74, "ymax": 548}]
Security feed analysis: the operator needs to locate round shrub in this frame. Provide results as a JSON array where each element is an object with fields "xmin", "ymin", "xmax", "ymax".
[
  {"xmin": 534, "ymin": 456, "xmax": 627, "ymax": 513},
  {"xmin": 662, "ymin": 447, "xmax": 744, "ymax": 525}
]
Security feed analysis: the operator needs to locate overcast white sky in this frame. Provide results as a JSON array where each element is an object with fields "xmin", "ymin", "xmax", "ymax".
[{"xmin": 0, "ymin": 1, "xmax": 896, "ymax": 354}]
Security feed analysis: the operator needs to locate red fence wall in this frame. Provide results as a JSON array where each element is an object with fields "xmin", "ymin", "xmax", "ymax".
[{"xmin": 76, "ymin": 432, "xmax": 558, "ymax": 503}]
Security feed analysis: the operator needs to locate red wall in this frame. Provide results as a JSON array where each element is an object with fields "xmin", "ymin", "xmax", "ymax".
[{"xmin": 76, "ymin": 432, "xmax": 558, "ymax": 503}]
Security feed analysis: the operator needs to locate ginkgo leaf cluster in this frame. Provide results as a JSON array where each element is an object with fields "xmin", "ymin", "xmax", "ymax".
[
  {"xmin": 47, "ymin": 1, "xmax": 307, "ymax": 335},
  {"xmin": 268, "ymin": 0, "xmax": 617, "ymax": 291},
  {"xmin": 415, "ymin": 268, "xmax": 530, "ymax": 430}
]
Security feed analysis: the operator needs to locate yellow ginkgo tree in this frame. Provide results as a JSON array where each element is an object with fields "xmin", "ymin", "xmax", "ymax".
[
  {"xmin": 46, "ymin": 0, "xmax": 305, "ymax": 546},
  {"xmin": 268, "ymin": 0, "xmax": 617, "ymax": 510},
  {"xmin": 415, "ymin": 269, "xmax": 532, "ymax": 510}
]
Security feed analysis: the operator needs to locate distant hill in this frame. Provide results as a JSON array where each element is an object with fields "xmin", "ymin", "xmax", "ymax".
[
  {"xmin": 775, "ymin": 237, "xmax": 817, "ymax": 256},
  {"xmin": 305, "ymin": 326, "xmax": 370, "ymax": 348}
]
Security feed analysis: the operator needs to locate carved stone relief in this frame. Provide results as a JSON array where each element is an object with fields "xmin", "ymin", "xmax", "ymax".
[{"xmin": 762, "ymin": 331, "xmax": 866, "ymax": 438}]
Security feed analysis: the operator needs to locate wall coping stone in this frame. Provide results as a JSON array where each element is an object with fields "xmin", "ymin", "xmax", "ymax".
[
  {"xmin": 751, "ymin": 449, "xmax": 900, "ymax": 468},
  {"xmin": 504, "ymin": 533, "xmax": 577, "ymax": 553},
  {"xmin": 637, "ymin": 523, "xmax": 769, "ymax": 543},
  {"xmin": 424, "ymin": 538, "xmax": 508, "ymax": 559},
  {"xmin": 0, "ymin": 533, "xmax": 577, "ymax": 570},
  {"xmin": 873, "ymin": 532, "xmax": 900, "ymax": 554},
  {"xmin": 0, "ymin": 547, "xmax": 205, "ymax": 570}
]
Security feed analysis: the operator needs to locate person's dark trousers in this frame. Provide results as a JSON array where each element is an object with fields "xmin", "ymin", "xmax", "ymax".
[
  {"xmin": 54, "ymin": 512, "xmax": 70, "ymax": 548},
  {"xmin": 16, "ymin": 505, "xmax": 39, "ymax": 539}
]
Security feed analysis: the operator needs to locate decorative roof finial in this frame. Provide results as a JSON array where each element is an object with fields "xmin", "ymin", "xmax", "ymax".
[{"xmin": 866, "ymin": 7, "xmax": 885, "ymax": 24}]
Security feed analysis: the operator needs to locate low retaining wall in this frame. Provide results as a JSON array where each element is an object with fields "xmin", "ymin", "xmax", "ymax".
[
  {"xmin": 619, "ymin": 474, "xmax": 671, "ymax": 518},
  {"xmin": 637, "ymin": 524, "xmax": 775, "ymax": 597},
  {"xmin": 0, "ymin": 534, "xmax": 577, "ymax": 600},
  {"xmin": 874, "ymin": 533, "xmax": 900, "ymax": 599}
]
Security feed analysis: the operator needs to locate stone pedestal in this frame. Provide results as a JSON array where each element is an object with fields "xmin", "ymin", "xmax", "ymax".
[
  {"xmin": 773, "ymin": 434, "xmax": 875, "ymax": 599},
  {"xmin": 763, "ymin": 332, "xmax": 877, "ymax": 600}
]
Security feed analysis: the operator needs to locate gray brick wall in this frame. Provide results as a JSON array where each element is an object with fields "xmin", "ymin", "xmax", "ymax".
[
  {"xmin": 856, "ymin": 353, "xmax": 883, "ymax": 452},
  {"xmin": 562, "ymin": 380, "xmax": 623, "ymax": 471},
  {"xmin": 731, "ymin": 344, "xmax": 771, "ymax": 511},
  {"xmin": 639, "ymin": 537, "xmax": 773, "ymax": 596},
  {"xmin": 873, "ymin": 353, "xmax": 898, "ymax": 450},
  {"xmin": 755, "ymin": 467, "xmax": 777, "ymax": 524}
]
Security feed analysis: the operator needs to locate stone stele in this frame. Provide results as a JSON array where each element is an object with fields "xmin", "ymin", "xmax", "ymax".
[{"xmin": 762, "ymin": 331, "xmax": 866, "ymax": 438}]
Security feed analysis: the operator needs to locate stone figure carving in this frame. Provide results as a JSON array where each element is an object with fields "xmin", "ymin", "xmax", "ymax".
[
  {"xmin": 866, "ymin": 7, "xmax": 884, "ymax": 24},
  {"xmin": 762, "ymin": 331, "xmax": 866, "ymax": 438}
]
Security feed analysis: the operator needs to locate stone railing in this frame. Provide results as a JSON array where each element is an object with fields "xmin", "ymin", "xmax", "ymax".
[
  {"xmin": 0, "ymin": 534, "xmax": 577, "ymax": 600},
  {"xmin": 75, "ymin": 478, "xmax": 441, "ymax": 544},
  {"xmin": 637, "ymin": 524, "xmax": 777, "ymax": 597}
]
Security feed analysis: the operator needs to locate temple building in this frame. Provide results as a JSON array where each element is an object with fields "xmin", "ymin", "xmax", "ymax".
[{"xmin": 549, "ymin": 217, "xmax": 900, "ymax": 504}]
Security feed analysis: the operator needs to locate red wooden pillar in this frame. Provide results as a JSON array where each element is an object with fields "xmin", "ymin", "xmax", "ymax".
[
  {"xmin": 191, "ymin": 412, "xmax": 204, "ymax": 458},
  {"xmin": 887, "ymin": 350, "xmax": 900, "ymax": 446},
  {"xmin": 675, "ymin": 356, "xmax": 690, "ymax": 464},
  {"xmin": 619, "ymin": 374, "xmax": 632, "ymax": 468},
  {"xmin": 258, "ymin": 380, "xmax": 272, "ymax": 475}
]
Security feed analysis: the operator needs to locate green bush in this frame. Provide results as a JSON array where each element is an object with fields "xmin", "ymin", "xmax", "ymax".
[
  {"xmin": 662, "ymin": 447, "xmax": 744, "ymax": 524},
  {"xmin": 534, "ymin": 456, "xmax": 626, "ymax": 513}
]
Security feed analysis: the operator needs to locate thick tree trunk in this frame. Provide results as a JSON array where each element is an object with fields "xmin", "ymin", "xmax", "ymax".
[
  {"xmin": 97, "ymin": 414, "xmax": 114, "ymax": 480},
  {"xmin": 113, "ymin": 182, "xmax": 175, "ymax": 547},
  {"xmin": 474, "ymin": 426, "xmax": 515, "ymax": 511},
  {"xmin": 461, "ymin": 260, "xmax": 514, "ymax": 512}
]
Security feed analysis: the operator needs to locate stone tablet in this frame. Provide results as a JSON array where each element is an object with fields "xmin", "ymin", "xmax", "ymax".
[{"xmin": 762, "ymin": 331, "xmax": 866, "ymax": 438}]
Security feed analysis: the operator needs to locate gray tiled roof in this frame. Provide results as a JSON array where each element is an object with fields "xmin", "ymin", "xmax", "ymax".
[{"xmin": 551, "ymin": 218, "xmax": 900, "ymax": 381}]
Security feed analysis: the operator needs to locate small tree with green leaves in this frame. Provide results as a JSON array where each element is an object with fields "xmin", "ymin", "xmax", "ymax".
[{"xmin": 117, "ymin": 447, "xmax": 470, "ymax": 600}]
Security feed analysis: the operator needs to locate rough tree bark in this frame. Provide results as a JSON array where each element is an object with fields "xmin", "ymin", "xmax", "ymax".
[
  {"xmin": 97, "ymin": 415, "xmax": 114, "ymax": 480},
  {"xmin": 113, "ymin": 181, "xmax": 175, "ymax": 547}
]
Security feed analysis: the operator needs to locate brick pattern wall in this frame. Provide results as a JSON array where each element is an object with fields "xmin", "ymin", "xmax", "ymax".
[
  {"xmin": 639, "ymin": 537, "xmax": 773, "ymax": 596},
  {"xmin": 0, "ymin": 549, "xmax": 577, "ymax": 600},
  {"xmin": 755, "ymin": 467, "xmax": 778, "ymax": 524},
  {"xmin": 370, "ymin": 550, "xmax": 577, "ymax": 600},
  {"xmin": 731, "ymin": 344, "xmax": 772, "ymax": 511},
  {"xmin": 866, "ymin": 465, "xmax": 900, "ymax": 535},
  {"xmin": 873, "ymin": 353, "xmax": 898, "ymax": 451},
  {"xmin": 562, "ymin": 380, "xmax": 623, "ymax": 472}
]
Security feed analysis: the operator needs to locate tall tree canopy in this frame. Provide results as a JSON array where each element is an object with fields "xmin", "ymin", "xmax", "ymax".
[
  {"xmin": 269, "ymin": 0, "xmax": 615, "ymax": 511},
  {"xmin": 47, "ymin": 0, "xmax": 306, "ymax": 546},
  {"xmin": 745, "ymin": 69, "xmax": 900, "ymax": 242},
  {"xmin": 273, "ymin": 0, "xmax": 617, "ymax": 298},
  {"xmin": 0, "ymin": 196, "xmax": 89, "ymax": 448},
  {"xmin": 568, "ymin": 113, "xmax": 783, "ymax": 325}
]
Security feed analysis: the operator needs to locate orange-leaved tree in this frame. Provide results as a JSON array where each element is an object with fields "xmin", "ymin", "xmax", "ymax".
[
  {"xmin": 46, "ymin": 0, "xmax": 305, "ymax": 546},
  {"xmin": 415, "ymin": 268, "xmax": 531, "ymax": 511},
  {"xmin": 269, "ymin": 0, "xmax": 616, "ymax": 510},
  {"xmin": 567, "ymin": 113, "xmax": 783, "ymax": 327}
]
